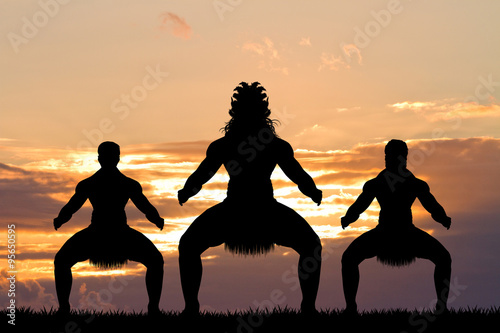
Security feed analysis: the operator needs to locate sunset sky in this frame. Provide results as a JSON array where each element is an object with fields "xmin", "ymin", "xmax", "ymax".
[{"xmin": 1, "ymin": 0, "xmax": 499, "ymax": 313}]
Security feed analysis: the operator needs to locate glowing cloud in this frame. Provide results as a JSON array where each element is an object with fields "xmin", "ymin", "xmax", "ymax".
[
  {"xmin": 158, "ymin": 12, "xmax": 192, "ymax": 40},
  {"xmin": 389, "ymin": 99, "xmax": 500, "ymax": 121},
  {"xmin": 299, "ymin": 37, "xmax": 311, "ymax": 46},
  {"xmin": 318, "ymin": 44, "xmax": 362, "ymax": 71},
  {"xmin": 318, "ymin": 52, "xmax": 346, "ymax": 71},
  {"xmin": 241, "ymin": 37, "xmax": 288, "ymax": 75}
]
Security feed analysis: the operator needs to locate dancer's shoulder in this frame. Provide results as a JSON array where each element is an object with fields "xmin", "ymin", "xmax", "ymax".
[
  {"xmin": 363, "ymin": 171, "xmax": 389, "ymax": 193},
  {"xmin": 274, "ymin": 137, "xmax": 294, "ymax": 153},
  {"xmin": 75, "ymin": 176, "xmax": 93, "ymax": 194},
  {"xmin": 413, "ymin": 177, "xmax": 430, "ymax": 193},
  {"xmin": 363, "ymin": 178, "xmax": 378, "ymax": 193},
  {"xmin": 209, "ymin": 137, "xmax": 226, "ymax": 147},
  {"xmin": 207, "ymin": 137, "xmax": 227, "ymax": 157},
  {"xmin": 124, "ymin": 175, "xmax": 141, "ymax": 188}
]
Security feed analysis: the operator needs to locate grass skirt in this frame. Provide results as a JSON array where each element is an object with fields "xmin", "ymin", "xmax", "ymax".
[
  {"xmin": 87, "ymin": 225, "xmax": 130, "ymax": 269},
  {"xmin": 223, "ymin": 205, "xmax": 277, "ymax": 255},
  {"xmin": 185, "ymin": 197, "xmax": 318, "ymax": 256},
  {"xmin": 219, "ymin": 198, "xmax": 285, "ymax": 256},
  {"xmin": 375, "ymin": 225, "xmax": 419, "ymax": 267}
]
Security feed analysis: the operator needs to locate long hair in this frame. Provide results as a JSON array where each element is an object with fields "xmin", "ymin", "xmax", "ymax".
[{"xmin": 221, "ymin": 82, "xmax": 279, "ymax": 137}]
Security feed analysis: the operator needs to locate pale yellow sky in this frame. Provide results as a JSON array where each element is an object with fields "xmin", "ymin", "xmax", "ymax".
[{"xmin": 1, "ymin": 0, "xmax": 499, "ymax": 152}]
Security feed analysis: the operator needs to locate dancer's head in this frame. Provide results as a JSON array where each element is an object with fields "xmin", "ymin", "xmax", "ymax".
[
  {"xmin": 98, "ymin": 141, "xmax": 120, "ymax": 169},
  {"xmin": 385, "ymin": 139, "xmax": 408, "ymax": 171},
  {"xmin": 222, "ymin": 82, "xmax": 278, "ymax": 136}
]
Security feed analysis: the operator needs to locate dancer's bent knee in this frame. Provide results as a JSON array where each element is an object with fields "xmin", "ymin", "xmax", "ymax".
[
  {"xmin": 178, "ymin": 235, "xmax": 206, "ymax": 257},
  {"xmin": 54, "ymin": 251, "xmax": 76, "ymax": 269},
  {"xmin": 341, "ymin": 250, "xmax": 363, "ymax": 267},
  {"xmin": 146, "ymin": 250, "xmax": 164, "ymax": 269},
  {"xmin": 434, "ymin": 250, "xmax": 452, "ymax": 267},
  {"xmin": 306, "ymin": 240, "xmax": 322, "ymax": 262},
  {"xmin": 293, "ymin": 235, "xmax": 322, "ymax": 257}
]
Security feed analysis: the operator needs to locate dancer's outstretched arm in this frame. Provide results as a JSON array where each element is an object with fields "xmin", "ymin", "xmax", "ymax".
[
  {"xmin": 417, "ymin": 181, "xmax": 451, "ymax": 229},
  {"xmin": 341, "ymin": 181, "xmax": 375, "ymax": 229},
  {"xmin": 278, "ymin": 141, "xmax": 322, "ymax": 205},
  {"xmin": 178, "ymin": 141, "xmax": 223, "ymax": 205},
  {"xmin": 53, "ymin": 182, "xmax": 88, "ymax": 230},
  {"xmin": 130, "ymin": 181, "xmax": 164, "ymax": 230}
]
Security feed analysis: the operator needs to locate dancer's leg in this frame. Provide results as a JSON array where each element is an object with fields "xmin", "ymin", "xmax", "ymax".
[
  {"xmin": 54, "ymin": 229, "xmax": 91, "ymax": 312},
  {"xmin": 297, "ymin": 242, "xmax": 322, "ymax": 312},
  {"xmin": 178, "ymin": 204, "xmax": 226, "ymax": 314},
  {"xmin": 126, "ymin": 228, "xmax": 164, "ymax": 313},
  {"xmin": 414, "ymin": 229, "xmax": 452, "ymax": 313},
  {"xmin": 178, "ymin": 242, "xmax": 205, "ymax": 313},
  {"xmin": 341, "ymin": 229, "xmax": 378, "ymax": 313},
  {"xmin": 272, "ymin": 203, "xmax": 322, "ymax": 313},
  {"xmin": 54, "ymin": 259, "xmax": 72, "ymax": 312}
]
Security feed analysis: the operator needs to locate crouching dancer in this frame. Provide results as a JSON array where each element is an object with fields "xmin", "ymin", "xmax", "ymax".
[
  {"xmin": 341, "ymin": 139, "xmax": 452, "ymax": 315},
  {"xmin": 53, "ymin": 141, "xmax": 165, "ymax": 315}
]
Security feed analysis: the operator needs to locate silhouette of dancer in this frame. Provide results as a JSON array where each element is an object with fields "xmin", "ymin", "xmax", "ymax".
[
  {"xmin": 177, "ymin": 82, "xmax": 323, "ymax": 315},
  {"xmin": 53, "ymin": 141, "xmax": 165, "ymax": 315},
  {"xmin": 340, "ymin": 139, "xmax": 452, "ymax": 314}
]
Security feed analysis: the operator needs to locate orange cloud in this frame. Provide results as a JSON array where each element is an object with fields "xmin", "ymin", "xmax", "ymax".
[
  {"xmin": 318, "ymin": 52, "xmax": 347, "ymax": 71},
  {"xmin": 299, "ymin": 37, "xmax": 311, "ymax": 47},
  {"xmin": 2, "ymin": 137, "xmax": 500, "ymax": 311},
  {"xmin": 389, "ymin": 99, "xmax": 500, "ymax": 121},
  {"xmin": 158, "ymin": 12, "xmax": 192, "ymax": 40},
  {"xmin": 241, "ymin": 37, "xmax": 289, "ymax": 75},
  {"xmin": 0, "ymin": 269, "xmax": 57, "ymax": 309},
  {"xmin": 3, "ymin": 137, "xmax": 499, "ymax": 233},
  {"xmin": 318, "ymin": 44, "xmax": 362, "ymax": 71}
]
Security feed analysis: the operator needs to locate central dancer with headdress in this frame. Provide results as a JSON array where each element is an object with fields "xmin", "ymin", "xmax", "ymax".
[{"xmin": 177, "ymin": 82, "xmax": 323, "ymax": 315}]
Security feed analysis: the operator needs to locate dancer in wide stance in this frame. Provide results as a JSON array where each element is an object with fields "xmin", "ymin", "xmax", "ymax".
[
  {"xmin": 341, "ymin": 139, "xmax": 452, "ymax": 314},
  {"xmin": 53, "ymin": 141, "xmax": 165, "ymax": 315},
  {"xmin": 178, "ymin": 82, "xmax": 323, "ymax": 315}
]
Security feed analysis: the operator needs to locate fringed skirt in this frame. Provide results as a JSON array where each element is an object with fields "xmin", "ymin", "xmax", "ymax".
[
  {"xmin": 374, "ymin": 225, "xmax": 420, "ymax": 267},
  {"xmin": 223, "ymin": 201, "xmax": 278, "ymax": 255},
  {"xmin": 184, "ymin": 197, "xmax": 318, "ymax": 256},
  {"xmin": 224, "ymin": 226, "xmax": 276, "ymax": 256},
  {"xmin": 87, "ymin": 225, "xmax": 131, "ymax": 269}
]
